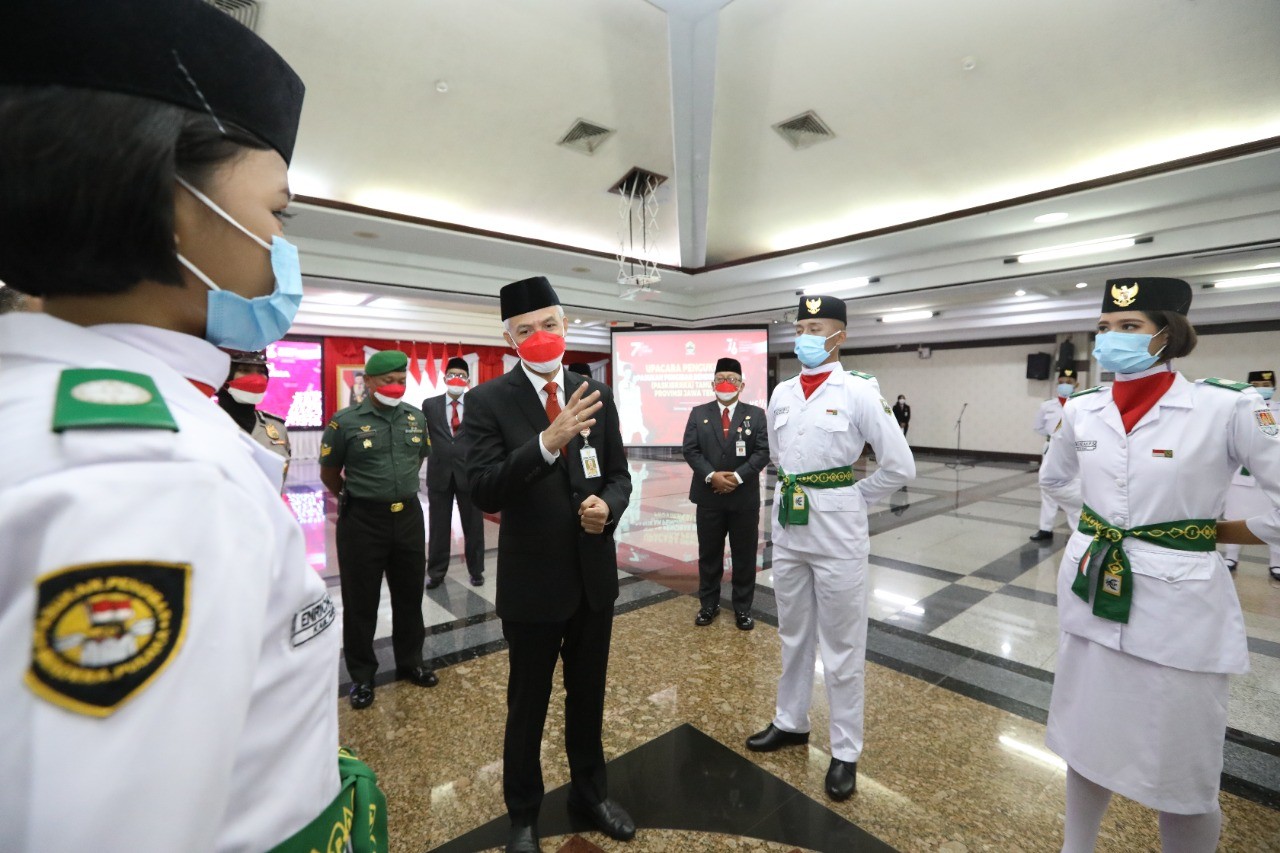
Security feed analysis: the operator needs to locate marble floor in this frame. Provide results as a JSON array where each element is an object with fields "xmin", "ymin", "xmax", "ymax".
[{"xmin": 286, "ymin": 454, "xmax": 1280, "ymax": 852}]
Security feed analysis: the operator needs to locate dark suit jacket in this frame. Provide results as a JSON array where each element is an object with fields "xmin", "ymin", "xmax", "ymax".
[
  {"xmin": 422, "ymin": 393, "xmax": 469, "ymax": 491},
  {"xmin": 892, "ymin": 401, "xmax": 911, "ymax": 426},
  {"xmin": 464, "ymin": 365, "xmax": 632, "ymax": 622},
  {"xmin": 682, "ymin": 400, "xmax": 769, "ymax": 509}
]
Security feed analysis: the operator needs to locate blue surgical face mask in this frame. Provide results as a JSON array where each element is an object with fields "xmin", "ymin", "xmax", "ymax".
[
  {"xmin": 1092, "ymin": 329, "xmax": 1165, "ymax": 375},
  {"xmin": 794, "ymin": 331, "xmax": 841, "ymax": 368},
  {"xmin": 1259, "ymin": 386, "xmax": 1275, "ymax": 401},
  {"xmin": 1056, "ymin": 383, "xmax": 1075, "ymax": 397},
  {"xmin": 175, "ymin": 177, "xmax": 302, "ymax": 351}
]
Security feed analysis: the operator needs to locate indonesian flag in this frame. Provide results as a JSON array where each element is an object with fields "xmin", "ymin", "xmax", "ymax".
[
  {"xmin": 408, "ymin": 341, "xmax": 422, "ymax": 383},
  {"xmin": 424, "ymin": 341, "xmax": 438, "ymax": 386},
  {"xmin": 89, "ymin": 598, "xmax": 134, "ymax": 624}
]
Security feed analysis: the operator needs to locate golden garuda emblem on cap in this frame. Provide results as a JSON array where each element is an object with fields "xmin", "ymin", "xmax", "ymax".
[
  {"xmin": 805, "ymin": 298, "xmax": 822, "ymax": 315},
  {"xmin": 1111, "ymin": 282, "xmax": 1139, "ymax": 308},
  {"xmin": 1264, "ymin": 372, "xmax": 1274, "ymax": 380}
]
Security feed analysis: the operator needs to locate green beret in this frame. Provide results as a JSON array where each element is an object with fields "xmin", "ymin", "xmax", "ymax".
[{"xmin": 365, "ymin": 350, "xmax": 408, "ymax": 376}]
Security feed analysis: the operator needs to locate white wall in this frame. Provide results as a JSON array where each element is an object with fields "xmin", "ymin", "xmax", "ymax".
[
  {"xmin": 1177, "ymin": 330, "xmax": 1279, "ymax": 384},
  {"xmin": 776, "ymin": 326, "xmax": 1279, "ymax": 457}
]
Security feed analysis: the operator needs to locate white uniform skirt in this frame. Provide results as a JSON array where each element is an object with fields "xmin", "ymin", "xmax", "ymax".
[{"xmin": 1046, "ymin": 633, "xmax": 1229, "ymax": 814}]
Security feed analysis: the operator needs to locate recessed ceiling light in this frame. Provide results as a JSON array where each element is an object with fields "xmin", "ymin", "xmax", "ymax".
[
  {"xmin": 880, "ymin": 310, "xmax": 935, "ymax": 324},
  {"xmin": 1213, "ymin": 273, "xmax": 1280, "ymax": 289},
  {"xmin": 435, "ymin": 80, "xmax": 449, "ymax": 93},
  {"xmin": 1075, "ymin": 282, "xmax": 1089, "ymax": 288},
  {"xmin": 353, "ymin": 231, "xmax": 379, "ymax": 239},
  {"xmin": 306, "ymin": 292, "xmax": 369, "ymax": 306},
  {"xmin": 1016, "ymin": 236, "xmax": 1138, "ymax": 264},
  {"xmin": 799, "ymin": 261, "xmax": 822, "ymax": 271},
  {"xmin": 1033, "ymin": 212, "xmax": 1069, "ymax": 224},
  {"xmin": 366, "ymin": 297, "xmax": 417, "ymax": 309},
  {"xmin": 1014, "ymin": 289, "xmax": 1026, "ymax": 296},
  {"xmin": 1253, "ymin": 262, "xmax": 1280, "ymax": 269},
  {"xmin": 574, "ymin": 318, "xmax": 582, "ymax": 324}
]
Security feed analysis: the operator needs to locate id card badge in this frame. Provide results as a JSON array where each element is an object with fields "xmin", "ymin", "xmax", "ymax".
[
  {"xmin": 735, "ymin": 440, "xmax": 747, "ymax": 457},
  {"xmin": 581, "ymin": 446, "xmax": 601, "ymax": 479}
]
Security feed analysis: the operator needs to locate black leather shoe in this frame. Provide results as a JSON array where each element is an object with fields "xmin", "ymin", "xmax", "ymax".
[
  {"xmin": 470, "ymin": 575, "xmax": 484, "ymax": 586},
  {"xmin": 735, "ymin": 612, "xmax": 755, "ymax": 631},
  {"xmin": 505, "ymin": 823, "xmax": 540, "ymax": 853},
  {"xmin": 426, "ymin": 577, "xmax": 443, "ymax": 589},
  {"xmin": 568, "ymin": 797, "xmax": 636, "ymax": 841},
  {"xmin": 746, "ymin": 724, "xmax": 809, "ymax": 752},
  {"xmin": 1028, "ymin": 529, "xmax": 1054, "ymax": 542},
  {"xmin": 1270, "ymin": 566, "xmax": 1280, "ymax": 581},
  {"xmin": 397, "ymin": 665, "xmax": 438, "ymax": 687},
  {"xmin": 348, "ymin": 682, "xmax": 374, "ymax": 710},
  {"xmin": 694, "ymin": 605, "xmax": 719, "ymax": 626},
  {"xmin": 825, "ymin": 757, "xmax": 857, "ymax": 801},
  {"xmin": 1226, "ymin": 559, "xmax": 1238, "ymax": 573}
]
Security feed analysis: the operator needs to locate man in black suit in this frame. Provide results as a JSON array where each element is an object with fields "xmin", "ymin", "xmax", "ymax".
[
  {"xmin": 682, "ymin": 357, "xmax": 770, "ymax": 630},
  {"xmin": 464, "ymin": 276, "xmax": 635, "ymax": 853},
  {"xmin": 422, "ymin": 357, "xmax": 485, "ymax": 588}
]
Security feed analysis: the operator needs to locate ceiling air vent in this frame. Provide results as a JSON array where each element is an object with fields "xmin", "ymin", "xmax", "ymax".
[
  {"xmin": 609, "ymin": 166, "xmax": 668, "ymax": 196},
  {"xmin": 558, "ymin": 119, "xmax": 615, "ymax": 155},
  {"xmin": 773, "ymin": 110, "xmax": 835, "ymax": 150},
  {"xmin": 204, "ymin": 0, "xmax": 260, "ymax": 30}
]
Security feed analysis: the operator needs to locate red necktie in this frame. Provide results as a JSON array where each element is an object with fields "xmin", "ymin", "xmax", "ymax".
[
  {"xmin": 544, "ymin": 382, "xmax": 561, "ymax": 423},
  {"xmin": 799, "ymin": 371, "xmax": 830, "ymax": 400},
  {"xmin": 721, "ymin": 406, "xmax": 730, "ymax": 438},
  {"xmin": 450, "ymin": 400, "xmax": 460, "ymax": 435}
]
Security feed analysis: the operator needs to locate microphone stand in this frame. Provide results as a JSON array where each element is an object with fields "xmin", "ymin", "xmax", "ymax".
[{"xmin": 943, "ymin": 403, "xmax": 975, "ymax": 469}]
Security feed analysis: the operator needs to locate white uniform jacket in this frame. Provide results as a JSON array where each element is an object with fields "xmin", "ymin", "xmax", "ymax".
[
  {"xmin": 767, "ymin": 368, "xmax": 915, "ymax": 560},
  {"xmin": 0, "ymin": 314, "xmax": 340, "ymax": 853},
  {"xmin": 1032, "ymin": 397, "xmax": 1065, "ymax": 447},
  {"xmin": 1230, "ymin": 397, "xmax": 1280, "ymax": 487},
  {"xmin": 1040, "ymin": 372, "xmax": 1280, "ymax": 674}
]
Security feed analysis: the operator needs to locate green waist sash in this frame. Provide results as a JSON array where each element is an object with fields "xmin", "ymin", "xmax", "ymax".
[
  {"xmin": 777, "ymin": 465, "xmax": 856, "ymax": 527},
  {"xmin": 1072, "ymin": 504, "xmax": 1216, "ymax": 624},
  {"xmin": 269, "ymin": 748, "xmax": 388, "ymax": 853}
]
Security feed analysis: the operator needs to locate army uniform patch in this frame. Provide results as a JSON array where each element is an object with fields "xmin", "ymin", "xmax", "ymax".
[
  {"xmin": 1258, "ymin": 409, "xmax": 1279, "ymax": 436},
  {"xmin": 27, "ymin": 561, "xmax": 190, "ymax": 717}
]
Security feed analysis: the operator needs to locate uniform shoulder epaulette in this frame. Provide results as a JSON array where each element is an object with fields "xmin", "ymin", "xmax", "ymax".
[
  {"xmin": 1199, "ymin": 377, "xmax": 1251, "ymax": 392},
  {"xmin": 1069, "ymin": 385, "xmax": 1104, "ymax": 398},
  {"xmin": 52, "ymin": 369, "xmax": 178, "ymax": 432},
  {"xmin": 847, "ymin": 369, "xmax": 876, "ymax": 381},
  {"xmin": 260, "ymin": 410, "xmax": 286, "ymax": 423}
]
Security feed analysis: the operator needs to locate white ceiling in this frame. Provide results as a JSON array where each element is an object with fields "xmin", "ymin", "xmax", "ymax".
[{"xmin": 253, "ymin": 0, "xmax": 1280, "ymax": 352}]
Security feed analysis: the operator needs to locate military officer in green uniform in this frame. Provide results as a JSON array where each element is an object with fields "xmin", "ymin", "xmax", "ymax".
[
  {"xmin": 218, "ymin": 349, "xmax": 291, "ymax": 489},
  {"xmin": 321, "ymin": 349, "xmax": 437, "ymax": 709}
]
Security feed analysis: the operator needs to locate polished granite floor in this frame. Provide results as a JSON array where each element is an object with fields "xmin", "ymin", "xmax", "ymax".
[{"xmin": 284, "ymin": 454, "xmax": 1280, "ymax": 852}]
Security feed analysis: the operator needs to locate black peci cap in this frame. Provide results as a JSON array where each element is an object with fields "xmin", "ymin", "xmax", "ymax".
[
  {"xmin": 500, "ymin": 276, "xmax": 560, "ymax": 321},
  {"xmin": 223, "ymin": 349, "xmax": 268, "ymax": 367},
  {"xmin": 1248, "ymin": 370, "xmax": 1275, "ymax": 384},
  {"xmin": 0, "ymin": 0, "xmax": 305, "ymax": 163},
  {"xmin": 445, "ymin": 357, "xmax": 469, "ymax": 374},
  {"xmin": 1101, "ymin": 278, "xmax": 1192, "ymax": 315},
  {"xmin": 714, "ymin": 358, "xmax": 743, "ymax": 375},
  {"xmin": 796, "ymin": 294, "xmax": 847, "ymax": 324}
]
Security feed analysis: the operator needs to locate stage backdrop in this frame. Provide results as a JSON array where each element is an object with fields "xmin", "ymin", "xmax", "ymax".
[
  {"xmin": 610, "ymin": 328, "xmax": 769, "ymax": 446},
  {"xmin": 261, "ymin": 339, "xmax": 323, "ymax": 428},
  {"xmin": 322, "ymin": 335, "xmax": 607, "ymax": 422}
]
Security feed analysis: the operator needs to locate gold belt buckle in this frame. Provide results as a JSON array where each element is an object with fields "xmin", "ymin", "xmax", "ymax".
[{"xmin": 390, "ymin": 501, "xmax": 405, "ymax": 513}]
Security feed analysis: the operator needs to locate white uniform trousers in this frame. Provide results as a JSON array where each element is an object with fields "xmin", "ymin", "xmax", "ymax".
[
  {"xmin": 1039, "ymin": 487, "xmax": 1081, "ymax": 533},
  {"xmin": 771, "ymin": 543, "xmax": 869, "ymax": 763}
]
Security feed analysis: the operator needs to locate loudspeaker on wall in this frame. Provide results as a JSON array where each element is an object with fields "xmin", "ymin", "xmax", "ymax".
[{"xmin": 1026, "ymin": 352, "xmax": 1052, "ymax": 380}]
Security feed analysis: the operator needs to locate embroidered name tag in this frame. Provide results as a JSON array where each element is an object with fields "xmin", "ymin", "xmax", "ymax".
[
  {"xmin": 1074, "ymin": 441, "xmax": 1097, "ymax": 451},
  {"xmin": 291, "ymin": 595, "xmax": 336, "ymax": 647},
  {"xmin": 773, "ymin": 406, "xmax": 790, "ymax": 417}
]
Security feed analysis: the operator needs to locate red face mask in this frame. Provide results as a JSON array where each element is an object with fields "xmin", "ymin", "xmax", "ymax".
[
  {"xmin": 227, "ymin": 374, "xmax": 269, "ymax": 394},
  {"xmin": 516, "ymin": 330, "xmax": 566, "ymax": 368},
  {"xmin": 714, "ymin": 381, "xmax": 738, "ymax": 394},
  {"xmin": 444, "ymin": 376, "xmax": 468, "ymax": 389},
  {"xmin": 373, "ymin": 383, "xmax": 406, "ymax": 400}
]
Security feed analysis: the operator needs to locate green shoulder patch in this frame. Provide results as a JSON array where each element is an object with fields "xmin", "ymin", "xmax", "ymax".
[
  {"xmin": 847, "ymin": 369, "xmax": 876, "ymax": 381},
  {"xmin": 1069, "ymin": 385, "xmax": 1104, "ymax": 398},
  {"xmin": 1200, "ymin": 377, "xmax": 1251, "ymax": 392},
  {"xmin": 26, "ymin": 561, "xmax": 191, "ymax": 717},
  {"xmin": 53, "ymin": 369, "xmax": 177, "ymax": 432}
]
